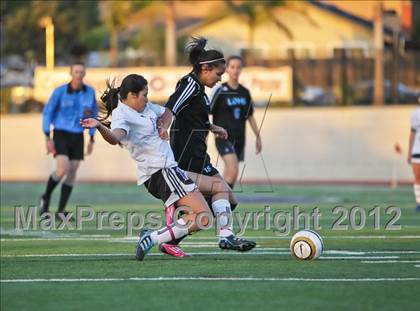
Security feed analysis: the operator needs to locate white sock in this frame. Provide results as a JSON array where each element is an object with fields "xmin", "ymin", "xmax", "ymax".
[
  {"xmin": 212, "ymin": 199, "xmax": 234, "ymax": 237},
  {"xmin": 151, "ymin": 219, "xmax": 189, "ymax": 245},
  {"xmin": 414, "ymin": 184, "xmax": 420, "ymax": 204}
]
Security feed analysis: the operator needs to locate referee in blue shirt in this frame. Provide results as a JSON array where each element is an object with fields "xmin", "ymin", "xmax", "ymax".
[{"xmin": 40, "ymin": 62, "xmax": 98, "ymax": 218}]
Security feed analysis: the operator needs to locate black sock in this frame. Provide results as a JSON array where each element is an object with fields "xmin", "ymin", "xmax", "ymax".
[
  {"xmin": 58, "ymin": 184, "xmax": 73, "ymax": 213},
  {"xmin": 44, "ymin": 174, "xmax": 60, "ymax": 200},
  {"xmin": 231, "ymin": 202, "xmax": 238, "ymax": 211},
  {"xmin": 167, "ymin": 234, "xmax": 188, "ymax": 246},
  {"xmin": 228, "ymin": 182, "xmax": 235, "ymax": 190}
]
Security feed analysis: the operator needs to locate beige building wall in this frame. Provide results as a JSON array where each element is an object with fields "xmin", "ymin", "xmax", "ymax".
[
  {"xmin": 188, "ymin": 2, "xmax": 374, "ymax": 59},
  {"xmin": 1, "ymin": 106, "xmax": 413, "ymax": 183}
]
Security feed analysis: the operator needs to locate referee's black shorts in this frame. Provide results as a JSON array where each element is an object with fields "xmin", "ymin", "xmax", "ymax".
[{"xmin": 53, "ymin": 130, "xmax": 84, "ymax": 160}]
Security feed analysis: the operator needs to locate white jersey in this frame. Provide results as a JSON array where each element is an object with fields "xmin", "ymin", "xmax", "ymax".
[
  {"xmin": 410, "ymin": 107, "xmax": 420, "ymax": 156},
  {"xmin": 111, "ymin": 102, "xmax": 177, "ymax": 185}
]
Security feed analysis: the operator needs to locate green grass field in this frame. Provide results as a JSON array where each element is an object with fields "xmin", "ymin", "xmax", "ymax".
[{"xmin": 1, "ymin": 182, "xmax": 419, "ymax": 310}]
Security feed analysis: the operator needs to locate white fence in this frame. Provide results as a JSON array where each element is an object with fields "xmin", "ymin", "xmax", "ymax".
[{"xmin": 0, "ymin": 106, "xmax": 413, "ymax": 184}]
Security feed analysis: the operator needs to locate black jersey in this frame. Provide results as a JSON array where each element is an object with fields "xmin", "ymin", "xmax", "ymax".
[
  {"xmin": 166, "ymin": 73, "xmax": 211, "ymax": 165},
  {"xmin": 210, "ymin": 82, "xmax": 254, "ymax": 139}
]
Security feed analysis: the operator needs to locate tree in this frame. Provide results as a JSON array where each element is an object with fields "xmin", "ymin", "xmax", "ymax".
[
  {"xmin": 224, "ymin": 0, "xmax": 288, "ymax": 64},
  {"xmin": 98, "ymin": 1, "xmax": 151, "ymax": 66},
  {"xmin": 224, "ymin": 0, "xmax": 318, "ymax": 103},
  {"xmin": 1, "ymin": 0, "xmax": 100, "ymax": 64}
]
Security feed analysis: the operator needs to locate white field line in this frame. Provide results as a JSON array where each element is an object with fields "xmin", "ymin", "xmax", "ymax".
[
  {"xmin": 0, "ymin": 252, "xmax": 288, "ymax": 258},
  {"xmin": 1, "ymin": 277, "xmax": 419, "ymax": 283},
  {"xmin": 319, "ymin": 256, "xmax": 399, "ymax": 260},
  {"xmin": 0, "ymin": 233, "xmax": 420, "ymax": 242},
  {"xmin": 2, "ymin": 235, "xmax": 420, "ymax": 242},
  {"xmin": 415, "ymin": 265, "xmax": 420, "ymax": 268},
  {"xmin": 324, "ymin": 250, "xmax": 420, "ymax": 255},
  {"xmin": 0, "ymin": 253, "xmax": 401, "ymax": 259},
  {"xmin": 362, "ymin": 260, "xmax": 420, "ymax": 264}
]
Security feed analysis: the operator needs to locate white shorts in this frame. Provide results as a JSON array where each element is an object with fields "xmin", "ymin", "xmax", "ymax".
[{"xmin": 411, "ymin": 157, "xmax": 420, "ymax": 164}]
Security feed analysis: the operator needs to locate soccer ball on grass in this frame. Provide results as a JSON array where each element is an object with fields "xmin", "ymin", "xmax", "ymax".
[{"xmin": 290, "ymin": 230, "xmax": 324, "ymax": 260}]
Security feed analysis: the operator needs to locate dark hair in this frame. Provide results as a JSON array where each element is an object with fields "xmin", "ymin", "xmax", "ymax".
[
  {"xmin": 70, "ymin": 62, "xmax": 85, "ymax": 70},
  {"xmin": 185, "ymin": 37, "xmax": 225, "ymax": 74},
  {"xmin": 99, "ymin": 74, "xmax": 148, "ymax": 126},
  {"xmin": 227, "ymin": 55, "xmax": 244, "ymax": 66}
]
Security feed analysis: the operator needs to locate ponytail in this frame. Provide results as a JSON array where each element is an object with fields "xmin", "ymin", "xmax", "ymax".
[
  {"xmin": 185, "ymin": 36, "xmax": 225, "ymax": 74},
  {"xmin": 99, "ymin": 79, "xmax": 119, "ymax": 127}
]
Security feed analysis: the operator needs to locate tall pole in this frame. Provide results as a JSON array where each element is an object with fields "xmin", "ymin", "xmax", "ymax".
[
  {"xmin": 39, "ymin": 17, "xmax": 54, "ymax": 70},
  {"xmin": 373, "ymin": 1, "xmax": 384, "ymax": 105},
  {"xmin": 165, "ymin": 1, "xmax": 176, "ymax": 66}
]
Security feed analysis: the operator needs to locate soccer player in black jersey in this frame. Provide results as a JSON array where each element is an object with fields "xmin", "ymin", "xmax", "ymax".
[
  {"xmin": 160, "ymin": 37, "xmax": 256, "ymax": 254},
  {"xmin": 210, "ymin": 56, "xmax": 262, "ymax": 189}
]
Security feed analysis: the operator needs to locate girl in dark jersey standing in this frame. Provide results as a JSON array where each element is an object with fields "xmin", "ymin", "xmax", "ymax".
[
  {"xmin": 210, "ymin": 56, "xmax": 262, "ymax": 188},
  {"xmin": 162, "ymin": 37, "xmax": 256, "ymax": 252}
]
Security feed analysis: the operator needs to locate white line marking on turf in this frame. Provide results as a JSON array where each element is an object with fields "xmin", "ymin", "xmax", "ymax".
[
  {"xmin": 0, "ymin": 253, "xmax": 401, "ymax": 259},
  {"xmin": 0, "ymin": 252, "xmax": 289, "ymax": 258},
  {"xmin": 319, "ymin": 256, "xmax": 399, "ymax": 260},
  {"xmin": 324, "ymin": 250, "xmax": 420, "ymax": 255},
  {"xmin": 362, "ymin": 260, "xmax": 420, "ymax": 264},
  {"xmin": 415, "ymin": 265, "xmax": 420, "ymax": 268},
  {"xmin": 1, "ymin": 277, "xmax": 419, "ymax": 283},
  {"xmin": 2, "ymin": 235, "xmax": 420, "ymax": 242},
  {"xmin": 1, "ymin": 253, "xmax": 132, "ymax": 258}
]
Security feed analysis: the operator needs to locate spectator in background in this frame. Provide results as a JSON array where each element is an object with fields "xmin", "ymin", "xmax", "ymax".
[
  {"xmin": 408, "ymin": 98, "xmax": 420, "ymax": 212},
  {"xmin": 39, "ymin": 62, "xmax": 98, "ymax": 219},
  {"xmin": 210, "ymin": 55, "xmax": 262, "ymax": 189}
]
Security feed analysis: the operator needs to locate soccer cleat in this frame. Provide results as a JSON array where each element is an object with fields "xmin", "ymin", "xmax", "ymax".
[
  {"xmin": 218, "ymin": 235, "xmax": 256, "ymax": 252},
  {"xmin": 159, "ymin": 243, "xmax": 190, "ymax": 258},
  {"xmin": 135, "ymin": 230, "xmax": 155, "ymax": 261},
  {"xmin": 38, "ymin": 195, "xmax": 49, "ymax": 216}
]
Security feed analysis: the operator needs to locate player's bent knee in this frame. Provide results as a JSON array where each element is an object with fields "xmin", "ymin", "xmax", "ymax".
[
  {"xmin": 212, "ymin": 180, "xmax": 230, "ymax": 195},
  {"xmin": 56, "ymin": 168, "xmax": 69, "ymax": 179}
]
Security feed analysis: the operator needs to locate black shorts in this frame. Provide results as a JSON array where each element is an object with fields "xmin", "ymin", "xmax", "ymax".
[
  {"xmin": 144, "ymin": 166, "xmax": 197, "ymax": 207},
  {"xmin": 215, "ymin": 136, "xmax": 245, "ymax": 161},
  {"xmin": 53, "ymin": 130, "xmax": 84, "ymax": 160},
  {"xmin": 178, "ymin": 153, "xmax": 219, "ymax": 177}
]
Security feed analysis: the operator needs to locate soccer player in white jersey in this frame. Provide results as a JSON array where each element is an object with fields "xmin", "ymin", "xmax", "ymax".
[
  {"xmin": 81, "ymin": 74, "xmax": 212, "ymax": 260},
  {"xmin": 408, "ymin": 102, "xmax": 420, "ymax": 212}
]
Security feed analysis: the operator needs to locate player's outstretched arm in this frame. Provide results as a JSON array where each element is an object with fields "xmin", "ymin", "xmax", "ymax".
[
  {"xmin": 209, "ymin": 123, "xmax": 228, "ymax": 139},
  {"xmin": 157, "ymin": 108, "xmax": 172, "ymax": 140},
  {"xmin": 80, "ymin": 118, "xmax": 126, "ymax": 145},
  {"xmin": 157, "ymin": 108, "xmax": 173, "ymax": 130},
  {"xmin": 248, "ymin": 115, "xmax": 262, "ymax": 154}
]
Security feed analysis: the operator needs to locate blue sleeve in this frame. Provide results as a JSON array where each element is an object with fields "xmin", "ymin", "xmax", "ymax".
[
  {"xmin": 42, "ymin": 88, "xmax": 61, "ymax": 136},
  {"xmin": 89, "ymin": 91, "xmax": 98, "ymax": 138}
]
